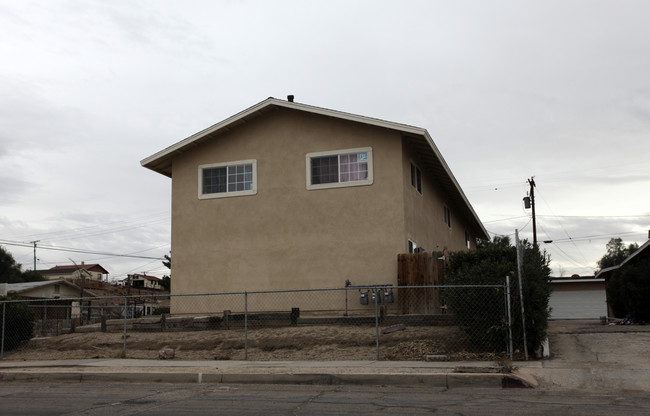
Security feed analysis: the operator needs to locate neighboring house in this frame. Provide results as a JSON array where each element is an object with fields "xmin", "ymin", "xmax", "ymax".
[
  {"xmin": 0, "ymin": 280, "xmax": 96, "ymax": 320},
  {"xmin": 117, "ymin": 274, "xmax": 163, "ymax": 290},
  {"xmin": 596, "ymin": 238, "xmax": 650, "ymax": 318},
  {"xmin": 548, "ymin": 276, "xmax": 607, "ymax": 319},
  {"xmin": 39, "ymin": 263, "xmax": 109, "ymax": 282},
  {"xmin": 141, "ymin": 97, "xmax": 488, "ymax": 312}
]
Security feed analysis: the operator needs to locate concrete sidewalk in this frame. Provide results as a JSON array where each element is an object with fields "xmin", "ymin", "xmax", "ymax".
[
  {"xmin": 0, "ymin": 359, "xmax": 536, "ymax": 389},
  {"xmin": 3, "ymin": 321, "xmax": 648, "ymax": 391}
]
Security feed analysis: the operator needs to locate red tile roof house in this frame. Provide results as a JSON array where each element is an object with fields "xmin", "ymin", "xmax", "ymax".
[
  {"xmin": 38, "ymin": 263, "xmax": 109, "ymax": 282},
  {"xmin": 128, "ymin": 273, "xmax": 163, "ymax": 290}
]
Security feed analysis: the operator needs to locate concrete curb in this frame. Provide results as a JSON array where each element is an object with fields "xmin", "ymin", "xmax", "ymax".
[{"xmin": 0, "ymin": 369, "xmax": 532, "ymax": 389}]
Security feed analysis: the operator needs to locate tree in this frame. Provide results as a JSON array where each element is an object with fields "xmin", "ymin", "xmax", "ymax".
[
  {"xmin": 0, "ymin": 246, "xmax": 45, "ymax": 283},
  {"xmin": 445, "ymin": 236, "xmax": 552, "ymax": 354},
  {"xmin": 597, "ymin": 238, "xmax": 639, "ymax": 271},
  {"xmin": 0, "ymin": 246, "xmax": 22, "ymax": 283},
  {"xmin": 160, "ymin": 252, "xmax": 171, "ymax": 291},
  {"xmin": 606, "ymin": 257, "xmax": 650, "ymax": 321},
  {"xmin": 162, "ymin": 253, "xmax": 171, "ymax": 270}
]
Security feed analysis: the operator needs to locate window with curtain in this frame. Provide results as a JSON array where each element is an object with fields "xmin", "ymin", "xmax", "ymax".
[{"xmin": 306, "ymin": 147, "xmax": 373, "ymax": 190}]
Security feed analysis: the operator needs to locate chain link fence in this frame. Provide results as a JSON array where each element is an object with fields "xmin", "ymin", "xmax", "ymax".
[{"xmin": 1, "ymin": 284, "xmax": 516, "ymax": 361}]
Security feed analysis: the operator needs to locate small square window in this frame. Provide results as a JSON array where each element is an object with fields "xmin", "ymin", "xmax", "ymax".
[
  {"xmin": 199, "ymin": 160, "xmax": 257, "ymax": 199},
  {"xmin": 306, "ymin": 147, "xmax": 373, "ymax": 190},
  {"xmin": 411, "ymin": 163, "xmax": 422, "ymax": 194}
]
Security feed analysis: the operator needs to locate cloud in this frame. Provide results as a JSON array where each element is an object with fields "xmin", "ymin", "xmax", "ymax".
[
  {"xmin": 0, "ymin": 176, "xmax": 37, "ymax": 205},
  {"xmin": 2, "ymin": 0, "xmax": 650, "ymax": 279}
]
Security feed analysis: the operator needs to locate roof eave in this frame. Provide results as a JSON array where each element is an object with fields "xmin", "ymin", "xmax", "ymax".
[
  {"xmin": 420, "ymin": 130, "xmax": 489, "ymax": 240},
  {"xmin": 140, "ymin": 98, "xmax": 427, "ymax": 176},
  {"xmin": 141, "ymin": 98, "xmax": 489, "ymax": 239},
  {"xmin": 595, "ymin": 239, "xmax": 650, "ymax": 278}
]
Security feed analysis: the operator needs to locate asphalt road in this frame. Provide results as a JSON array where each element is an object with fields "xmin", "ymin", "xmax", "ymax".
[{"xmin": 1, "ymin": 382, "xmax": 649, "ymax": 416}]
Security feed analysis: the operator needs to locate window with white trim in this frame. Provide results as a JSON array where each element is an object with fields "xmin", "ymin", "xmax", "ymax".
[
  {"xmin": 410, "ymin": 162, "xmax": 422, "ymax": 194},
  {"xmin": 465, "ymin": 230, "xmax": 471, "ymax": 248},
  {"xmin": 306, "ymin": 147, "xmax": 373, "ymax": 190},
  {"xmin": 198, "ymin": 159, "xmax": 257, "ymax": 199},
  {"xmin": 444, "ymin": 205, "xmax": 451, "ymax": 228}
]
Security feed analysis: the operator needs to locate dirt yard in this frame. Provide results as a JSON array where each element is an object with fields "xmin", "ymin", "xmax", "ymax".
[{"xmin": 3, "ymin": 324, "xmax": 506, "ymax": 362}]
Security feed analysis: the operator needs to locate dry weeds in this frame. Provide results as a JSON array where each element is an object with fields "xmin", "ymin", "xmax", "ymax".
[{"xmin": 2, "ymin": 323, "xmax": 513, "ymax": 361}]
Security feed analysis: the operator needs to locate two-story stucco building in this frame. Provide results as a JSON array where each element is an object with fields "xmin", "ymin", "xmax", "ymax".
[{"xmin": 142, "ymin": 97, "xmax": 488, "ymax": 312}]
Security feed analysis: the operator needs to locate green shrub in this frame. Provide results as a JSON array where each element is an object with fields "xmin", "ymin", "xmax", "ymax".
[
  {"xmin": 445, "ymin": 236, "xmax": 551, "ymax": 354},
  {"xmin": 606, "ymin": 257, "xmax": 650, "ymax": 322},
  {"xmin": 1, "ymin": 297, "xmax": 35, "ymax": 351}
]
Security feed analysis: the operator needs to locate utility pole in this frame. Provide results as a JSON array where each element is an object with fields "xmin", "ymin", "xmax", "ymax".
[
  {"xmin": 30, "ymin": 240, "xmax": 40, "ymax": 270},
  {"xmin": 523, "ymin": 178, "xmax": 537, "ymax": 246}
]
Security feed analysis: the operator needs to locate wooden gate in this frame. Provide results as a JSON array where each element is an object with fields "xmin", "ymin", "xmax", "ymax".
[{"xmin": 397, "ymin": 251, "xmax": 445, "ymax": 314}]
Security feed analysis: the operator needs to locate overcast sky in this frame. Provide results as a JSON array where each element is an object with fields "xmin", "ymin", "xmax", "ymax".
[{"xmin": 1, "ymin": 0, "xmax": 649, "ymax": 281}]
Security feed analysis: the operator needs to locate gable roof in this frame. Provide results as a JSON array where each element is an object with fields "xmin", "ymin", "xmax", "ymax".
[
  {"xmin": 40, "ymin": 264, "xmax": 109, "ymax": 275},
  {"xmin": 132, "ymin": 273, "xmax": 161, "ymax": 282},
  {"xmin": 596, "ymin": 239, "xmax": 650, "ymax": 279},
  {"xmin": 141, "ymin": 97, "xmax": 489, "ymax": 240},
  {"xmin": 2, "ymin": 280, "xmax": 97, "ymax": 297}
]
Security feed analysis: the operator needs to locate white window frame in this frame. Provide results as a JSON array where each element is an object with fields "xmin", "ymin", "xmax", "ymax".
[
  {"xmin": 465, "ymin": 230, "xmax": 471, "ymax": 249},
  {"xmin": 306, "ymin": 147, "xmax": 373, "ymax": 190},
  {"xmin": 410, "ymin": 162, "xmax": 422, "ymax": 195},
  {"xmin": 198, "ymin": 159, "xmax": 257, "ymax": 199}
]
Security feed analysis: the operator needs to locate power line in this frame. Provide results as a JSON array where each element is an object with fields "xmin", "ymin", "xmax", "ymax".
[
  {"xmin": 0, "ymin": 239, "xmax": 165, "ymax": 261},
  {"xmin": 6, "ymin": 211, "xmax": 170, "ymax": 243},
  {"xmin": 482, "ymin": 215, "xmax": 528, "ymax": 224},
  {"xmin": 547, "ymin": 230, "xmax": 642, "ymax": 243},
  {"xmin": 535, "ymin": 188, "xmax": 590, "ymax": 265},
  {"xmin": 537, "ymin": 214, "xmax": 650, "ymax": 219},
  {"xmin": 464, "ymin": 181, "xmax": 527, "ymax": 192},
  {"xmin": 544, "ymin": 244, "xmax": 596, "ymax": 275}
]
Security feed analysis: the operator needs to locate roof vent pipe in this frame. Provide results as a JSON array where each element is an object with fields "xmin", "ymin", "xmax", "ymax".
[{"xmin": 287, "ymin": 95, "xmax": 294, "ymax": 102}]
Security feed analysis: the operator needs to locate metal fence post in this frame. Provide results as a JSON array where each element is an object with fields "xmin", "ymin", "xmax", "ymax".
[
  {"xmin": 505, "ymin": 277, "xmax": 513, "ymax": 360},
  {"xmin": 43, "ymin": 302, "xmax": 47, "ymax": 337},
  {"xmin": 374, "ymin": 289, "xmax": 380, "ymax": 360},
  {"xmin": 244, "ymin": 291, "xmax": 248, "ymax": 361},
  {"xmin": 123, "ymin": 297, "xmax": 128, "ymax": 358},
  {"xmin": 1, "ymin": 302, "xmax": 5, "ymax": 360}
]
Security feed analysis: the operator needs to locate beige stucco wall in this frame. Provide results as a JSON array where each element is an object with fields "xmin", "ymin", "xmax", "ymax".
[
  {"xmin": 401, "ymin": 140, "xmax": 477, "ymax": 257},
  {"xmin": 170, "ymin": 108, "xmax": 406, "ymax": 309}
]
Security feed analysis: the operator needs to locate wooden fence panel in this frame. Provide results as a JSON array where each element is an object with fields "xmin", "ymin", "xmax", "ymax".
[{"xmin": 397, "ymin": 252, "xmax": 445, "ymax": 314}]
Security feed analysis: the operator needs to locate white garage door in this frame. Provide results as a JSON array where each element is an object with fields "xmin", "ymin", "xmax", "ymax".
[{"xmin": 549, "ymin": 289, "xmax": 607, "ymax": 319}]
